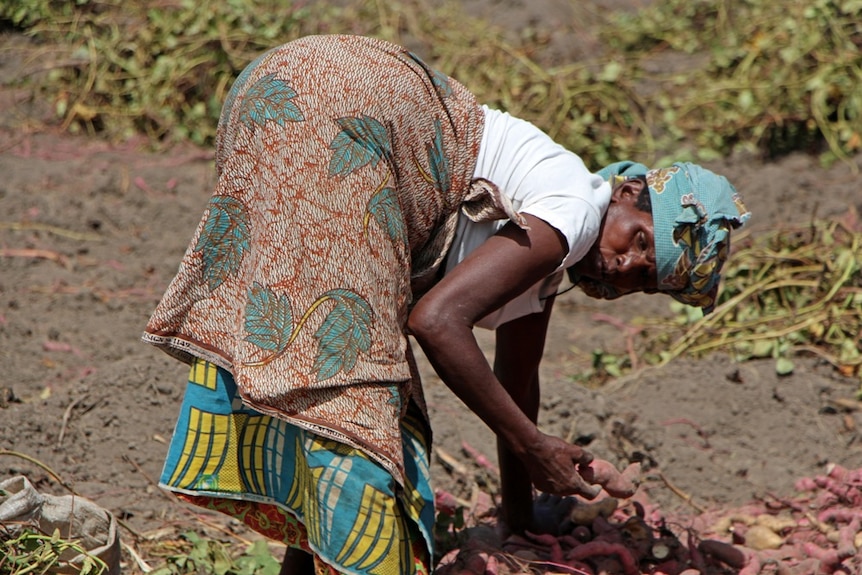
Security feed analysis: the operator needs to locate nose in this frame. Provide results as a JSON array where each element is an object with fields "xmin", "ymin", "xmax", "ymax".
[
  {"xmin": 612, "ymin": 253, "xmax": 649, "ymax": 279},
  {"xmin": 613, "ymin": 254, "xmax": 633, "ymax": 273}
]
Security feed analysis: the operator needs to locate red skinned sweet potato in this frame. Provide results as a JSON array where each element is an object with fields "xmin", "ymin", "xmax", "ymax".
[{"xmin": 578, "ymin": 460, "xmax": 641, "ymax": 498}]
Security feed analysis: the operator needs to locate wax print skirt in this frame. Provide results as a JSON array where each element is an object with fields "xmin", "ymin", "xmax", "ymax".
[
  {"xmin": 143, "ymin": 35, "xmax": 492, "ymax": 574},
  {"xmin": 163, "ymin": 359, "xmax": 433, "ymax": 575}
]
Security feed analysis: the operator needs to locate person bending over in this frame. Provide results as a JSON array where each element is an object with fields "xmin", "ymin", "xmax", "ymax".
[{"xmin": 143, "ymin": 35, "xmax": 750, "ymax": 575}]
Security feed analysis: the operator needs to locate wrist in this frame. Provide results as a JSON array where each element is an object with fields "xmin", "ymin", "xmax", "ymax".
[{"xmin": 504, "ymin": 423, "xmax": 542, "ymax": 458}]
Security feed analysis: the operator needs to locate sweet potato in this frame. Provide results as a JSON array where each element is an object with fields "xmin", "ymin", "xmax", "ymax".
[
  {"xmin": 698, "ymin": 539, "xmax": 764, "ymax": 574},
  {"xmin": 565, "ymin": 541, "xmax": 639, "ymax": 575},
  {"xmin": 802, "ymin": 542, "xmax": 843, "ymax": 573},
  {"xmin": 651, "ymin": 560, "xmax": 687, "ymax": 575},
  {"xmin": 776, "ymin": 558, "xmax": 823, "ymax": 575},
  {"xmin": 825, "ymin": 463, "xmax": 862, "ymax": 484},
  {"xmin": 834, "ymin": 517, "xmax": 859, "ymax": 560},
  {"xmin": 744, "ymin": 524, "xmax": 785, "ymax": 550},
  {"xmin": 568, "ymin": 497, "xmax": 619, "ymax": 526},
  {"xmin": 524, "ymin": 531, "xmax": 564, "ymax": 563},
  {"xmin": 578, "ymin": 460, "xmax": 641, "ymax": 498}
]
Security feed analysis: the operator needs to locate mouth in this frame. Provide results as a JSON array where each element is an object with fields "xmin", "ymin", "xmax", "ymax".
[{"xmin": 597, "ymin": 253, "xmax": 607, "ymax": 282}]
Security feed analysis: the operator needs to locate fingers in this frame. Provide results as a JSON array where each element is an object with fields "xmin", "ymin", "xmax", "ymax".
[
  {"xmin": 569, "ymin": 444, "xmax": 594, "ymax": 466},
  {"xmin": 528, "ymin": 436, "xmax": 599, "ymax": 498},
  {"xmin": 568, "ymin": 473, "xmax": 602, "ymax": 499}
]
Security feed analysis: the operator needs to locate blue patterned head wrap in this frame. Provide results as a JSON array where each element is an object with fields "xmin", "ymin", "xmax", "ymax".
[{"xmin": 597, "ymin": 161, "xmax": 750, "ymax": 313}]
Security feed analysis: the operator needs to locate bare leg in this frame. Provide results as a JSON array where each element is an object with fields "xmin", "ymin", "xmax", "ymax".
[{"xmin": 280, "ymin": 547, "xmax": 315, "ymax": 575}]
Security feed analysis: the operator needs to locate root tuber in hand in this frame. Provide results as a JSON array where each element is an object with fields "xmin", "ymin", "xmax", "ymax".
[{"xmin": 577, "ymin": 460, "xmax": 641, "ymax": 498}]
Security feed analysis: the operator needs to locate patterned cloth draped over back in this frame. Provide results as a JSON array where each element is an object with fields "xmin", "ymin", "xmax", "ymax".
[
  {"xmin": 143, "ymin": 34, "xmax": 493, "ymax": 574},
  {"xmin": 144, "ymin": 35, "xmax": 484, "ymax": 481}
]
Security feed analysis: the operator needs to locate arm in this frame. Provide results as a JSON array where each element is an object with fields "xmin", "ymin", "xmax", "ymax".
[
  {"xmin": 408, "ymin": 214, "xmax": 594, "ymax": 496},
  {"xmin": 494, "ymin": 300, "xmax": 554, "ymax": 533}
]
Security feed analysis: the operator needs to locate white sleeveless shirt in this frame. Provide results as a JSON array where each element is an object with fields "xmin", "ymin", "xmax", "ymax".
[{"xmin": 443, "ymin": 106, "xmax": 611, "ymax": 329}]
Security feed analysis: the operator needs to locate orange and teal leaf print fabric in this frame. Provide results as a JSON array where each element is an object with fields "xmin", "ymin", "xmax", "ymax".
[
  {"xmin": 237, "ymin": 73, "xmax": 305, "ymax": 129},
  {"xmin": 143, "ymin": 35, "xmax": 484, "ymax": 484},
  {"xmin": 329, "ymin": 115, "xmax": 392, "ymax": 176},
  {"xmin": 163, "ymin": 359, "xmax": 434, "ymax": 575}
]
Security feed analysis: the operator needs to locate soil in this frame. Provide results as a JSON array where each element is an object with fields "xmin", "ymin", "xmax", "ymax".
[{"xmin": 1, "ymin": 2, "xmax": 861, "ymax": 572}]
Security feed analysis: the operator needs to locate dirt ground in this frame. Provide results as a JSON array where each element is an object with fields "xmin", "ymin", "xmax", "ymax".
[{"xmin": 2, "ymin": 1, "xmax": 862, "ymax": 571}]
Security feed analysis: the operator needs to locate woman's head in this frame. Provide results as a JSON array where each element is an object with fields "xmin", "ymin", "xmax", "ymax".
[
  {"xmin": 569, "ymin": 161, "xmax": 750, "ymax": 313},
  {"xmin": 568, "ymin": 177, "xmax": 657, "ymax": 299}
]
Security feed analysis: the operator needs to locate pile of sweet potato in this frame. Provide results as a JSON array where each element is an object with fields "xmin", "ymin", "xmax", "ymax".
[{"xmin": 434, "ymin": 462, "xmax": 862, "ymax": 574}]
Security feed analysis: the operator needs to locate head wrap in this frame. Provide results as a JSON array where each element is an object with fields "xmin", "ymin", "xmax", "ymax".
[{"xmin": 596, "ymin": 161, "xmax": 750, "ymax": 313}]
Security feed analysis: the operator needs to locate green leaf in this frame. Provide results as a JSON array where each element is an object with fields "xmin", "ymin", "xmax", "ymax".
[
  {"xmin": 603, "ymin": 360, "xmax": 623, "ymax": 378},
  {"xmin": 235, "ymin": 540, "xmax": 280, "ymax": 575},
  {"xmin": 599, "ymin": 60, "xmax": 622, "ymax": 82},
  {"xmin": 776, "ymin": 357, "xmax": 795, "ymax": 375},
  {"xmin": 738, "ymin": 89, "xmax": 754, "ymax": 111},
  {"xmin": 751, "ymin": 339, "xmax": 775, "ymax": 358},
  {"xmin": 313, "ymin": 289, "xmax": 372, "ymax": 380},
  {"xmin": 211, "ymin": 544, "xmax": 232, "ymax": 575}
]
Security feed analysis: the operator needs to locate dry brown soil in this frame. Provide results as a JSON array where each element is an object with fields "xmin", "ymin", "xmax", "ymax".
[{"xmin": 1, "ymin": 1, "xmax": 861, "ymax": 571}]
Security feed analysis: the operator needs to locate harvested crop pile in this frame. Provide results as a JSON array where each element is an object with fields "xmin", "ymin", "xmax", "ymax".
[{"xmin": 434, "ymin": 463, "xmax": 862, "ymax": 574}]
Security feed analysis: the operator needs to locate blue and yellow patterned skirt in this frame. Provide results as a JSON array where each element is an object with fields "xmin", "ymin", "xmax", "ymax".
[{"xmin": 161, "ymin": 359, "xmax": 435, "ymax": 575}]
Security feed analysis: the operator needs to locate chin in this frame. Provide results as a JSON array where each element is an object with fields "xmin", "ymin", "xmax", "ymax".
[{"xmin": 576, "ymin": 279, "xmax": 623, "ymax": 300}]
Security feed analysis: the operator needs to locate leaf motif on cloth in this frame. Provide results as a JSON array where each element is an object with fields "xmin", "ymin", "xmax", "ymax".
[
  {"xmin": 427, "ymin": 119, "xmax": 451, "ymax": 195},
  {"xmin": 242, "ymin": 287, "xmax": 372, "ymax": 372},
  {"xmin": 365, "ymin": 184, "xmax": 408, "ymax": 246},
  {"xmin": 312, "ymin": 289, "xmax": 373, "ymax": 381},
  {"xmin": 238, "ymin": 73, "xmax": 305, "ymax": 129},
  {"xmin": 222, "ymin": 49, "xmax": 277, "ymax": 120},
  {"xmin": 413, "ymin": 119, "xmax": 451, "ymax": 196},
  {"xmin": 403, "ymin": 51, "xmax": 453, "ymax": 98},
  {"xmin": 244, "ymin": 282, "xmax": 294, "ymax": 353},
  {"xmin": 328, "ymin": 115, "xmax": 391, "ymax": 176},
  {"xmin": 195, "ymin": 195, "xmax": 250, "ymax": 291}
]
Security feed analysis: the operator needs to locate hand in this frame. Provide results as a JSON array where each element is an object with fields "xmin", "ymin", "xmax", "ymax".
[{"xmin": 521, "ymin": 432, "xmax": 601, "ymax": 499}]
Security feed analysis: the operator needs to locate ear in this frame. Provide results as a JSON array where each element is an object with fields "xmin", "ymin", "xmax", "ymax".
[{"xmin": 611, "ymin": 177, "xmax": 646, "ymax": 201}]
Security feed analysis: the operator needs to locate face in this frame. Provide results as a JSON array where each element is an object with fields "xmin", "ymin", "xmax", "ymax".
[{"xmin": 569, "ymin": 178, "xmax": 657, "ymax": 298}]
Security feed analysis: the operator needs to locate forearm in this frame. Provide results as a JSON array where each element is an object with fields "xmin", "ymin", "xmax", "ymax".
[
  {"xmin": 413, "ymin": 302, "xmax": 595, "ymax": 498},
  {"xmin": 410, "ymin": 317, "xmax": 540, "ymax": 457},
  {"xmin": 408, "ymin": 216, "xmax": 594, "ymax": 497}
]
